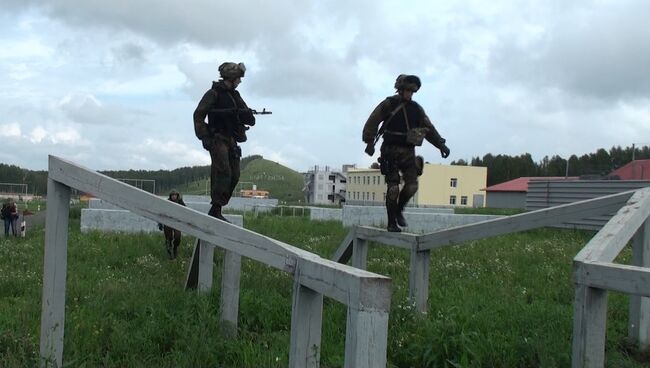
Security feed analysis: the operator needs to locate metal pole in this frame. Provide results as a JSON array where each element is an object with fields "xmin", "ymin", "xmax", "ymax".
[{"xmin": 565, "ymin": 157, "xmax": 569, "ymax": 178}]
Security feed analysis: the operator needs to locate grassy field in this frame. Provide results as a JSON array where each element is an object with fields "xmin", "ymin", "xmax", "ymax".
[{"xmin": 1, "ymin": 215, "xmax": 649, "ymax": 367}]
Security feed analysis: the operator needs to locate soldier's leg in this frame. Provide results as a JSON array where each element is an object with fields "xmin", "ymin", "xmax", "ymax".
[
  {"xmin": 382, "ymin": 153, "xmax": 402, "ymax": 232},
  {"xmin": 172, "ymin": 229, "xmax": 181, "ymax": 259},
  {"xmin": 163, "ymin": 226, "xmax": 174, "ymax": 259},
  {"xmin": 226, "ymin": 145, "xmax": 242, "ymax": 205},
  {"xmin": 208, "ymin": 139, "xmax": 232, "ymax": 222},
  {"xmin": 395, "ymin": 150, "xmax": 419, "ymax": 227}
]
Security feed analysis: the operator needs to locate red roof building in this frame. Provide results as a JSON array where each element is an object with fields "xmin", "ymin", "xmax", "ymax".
[
  {"xmin": 483, "ymin": 177, "xmax": 578, "ymax": 192},
  {"xmin": 483, "ymin": 176, "xmax": 578, "ymax": 208},
  {"xmin": 608, "ymin": 160, "xmax": 650, "ymax": 180}
]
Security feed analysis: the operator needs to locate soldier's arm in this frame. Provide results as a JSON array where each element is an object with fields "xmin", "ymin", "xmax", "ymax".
[
  {"xmin": 362, "ymin": 99, "xmax": 391, "ymax": 144},
  {"xmin": 193, "ymin": 90, "xmax": 215, "ymax": 140},
  {"xmin": 422, "ymin": 113, "xmax": 446, "ymax": 149}
]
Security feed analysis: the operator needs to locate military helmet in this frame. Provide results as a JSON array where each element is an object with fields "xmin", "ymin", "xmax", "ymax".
[
  {"xmin": 394, "ymin": 74, "xmax": 421, "ymax": 92},
  {"xmin": 219, "ymin": 62, "xmax": 246, "ymax": 80}
]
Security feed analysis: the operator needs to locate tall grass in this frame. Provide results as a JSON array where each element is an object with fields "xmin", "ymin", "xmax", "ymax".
[{"xmin": 0, "ymin": 216, "xmax": 648, "ymax": 367}]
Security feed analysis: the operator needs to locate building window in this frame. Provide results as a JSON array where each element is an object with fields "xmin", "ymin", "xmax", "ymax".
[
  {"xmin": 461, "ymin": 196, "xmax": 468, "ymax": 205},
  {"xmin": 449, "ymin": 195, "xmax": 456, "ymax": 205},
  {"xmin": 372, "ymin": 192, "xmax": 376, "ymax": 201},
  {"xmin": 329, "ymin": 175, "xmax": 336, "ymax": 181},
  {"xmin": 372, "ymin": 176, "xmax": 376, "ymax": 185},
  {"xmin": 450, "ymin": 178, "xmax": 458, "ymax": 188},
  {"xmin": 383, "ymin": 192, "xmax": 386, "ymax": 200}
]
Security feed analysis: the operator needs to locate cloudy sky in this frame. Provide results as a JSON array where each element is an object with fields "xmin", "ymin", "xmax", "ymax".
[{"xmin": 1, "ymin": 0, "xmax": 648, "ymax": 173}]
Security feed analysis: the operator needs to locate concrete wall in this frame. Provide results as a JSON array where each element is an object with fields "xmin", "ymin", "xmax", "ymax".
[
  {"xmin": 344, "ymin": 211, "xmax": 502, "ymax": 234},
  {"xmin": 485, "ymin": 191, "xmax": 526, "ymax": 209},
  {"xmin": 89, "ymin": 196, "xmax": 278, "ymax": 213},
  {"xmin": 309, "ymin": 207, "xmax": 343, "ymax": 221},
  {"xmin": 308, "ymin": 204, "xmax": 493, "ymax": 234},
  {"xmin": 81, "ymin": 208, "xmax": 243, "ymax": 233}
]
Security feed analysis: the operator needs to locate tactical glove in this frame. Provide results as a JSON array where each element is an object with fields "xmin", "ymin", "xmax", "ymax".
[
  {"xmin": 364, "ymin": 143, "xmax": 375, "ymax": 156},
  {"xmin": 201, "ymin": 137, "xmax": 213, "ymax": 151},
  {"xmin": 440, "ymin": 144, "xmax": 450, "ymax": 158}
]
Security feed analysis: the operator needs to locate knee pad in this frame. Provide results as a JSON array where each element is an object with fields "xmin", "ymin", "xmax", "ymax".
[
  {"xmin": 402, "ymin": 182, "xmax": 418, "ymax": 197},
  {"xmin": 386, "ymin": 184, "xmax": 400, "ymax": 201}
]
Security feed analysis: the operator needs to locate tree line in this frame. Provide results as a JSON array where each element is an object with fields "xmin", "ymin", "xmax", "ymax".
[
  {"xmin": 451, "ymin": 145, "xmax": 650, "ymax": 186},
  {"xmin": 0, "ymin": 155, "xmax": 264, "ymax": 196},
  {"xmin": 2, "ymin": 145, "xmax": 649, "ymax": 196}
]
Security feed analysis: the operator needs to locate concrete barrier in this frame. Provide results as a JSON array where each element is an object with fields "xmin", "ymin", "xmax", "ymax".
[
  {"xmin": 89, "ymin": 196, "xmax": 278, "ymax": 212},
  {"xmin": 343, "ymin": 210, "xmax": 501, "ymax": 234},
  {"xmin": 81, "ymin": 209, "xmax": 243, "ymax": 233},
  {"xmin": 309, "ymin": 204, "xmax": 500, "ymax": 233},
  {"xmin": 310, "ymin": 207, "xmax": 343, "ymax": 221}
]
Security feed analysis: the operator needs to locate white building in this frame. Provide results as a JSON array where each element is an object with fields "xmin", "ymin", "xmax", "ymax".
[{"xmin": 303, "ymin": 165, "xmax": 352, "ymax": 205}]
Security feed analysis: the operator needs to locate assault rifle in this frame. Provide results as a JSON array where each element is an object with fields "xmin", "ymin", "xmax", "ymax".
[{"xmin": 208, "ymin": 107, "xmax": 272, "ymax": 129}]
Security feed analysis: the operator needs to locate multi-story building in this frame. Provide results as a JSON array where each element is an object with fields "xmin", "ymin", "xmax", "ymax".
[
  {"xmin": 303, "ymin": 165, "xmax": 351, "ymax": 205},
  {"xmin": 346, "ymin": 163, "xmax": 487, "ymax": 207}
]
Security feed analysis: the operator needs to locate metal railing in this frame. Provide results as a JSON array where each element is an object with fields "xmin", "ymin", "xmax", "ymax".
[{"xmin": 40, "ymin": 156, "xmax": 391, "ymax": 368}]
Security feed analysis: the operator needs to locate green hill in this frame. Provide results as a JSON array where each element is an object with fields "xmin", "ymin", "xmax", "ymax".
[
  {"xmin": 240, "ymin": 158, "xmax": 304, "ymax": 203},
  {"xmin": 176, "ymin": 157, "xmax": 304, "ymax": 203}
]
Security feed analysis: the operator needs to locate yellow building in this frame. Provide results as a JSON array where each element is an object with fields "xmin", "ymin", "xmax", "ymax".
[{"xmin": 346, "ymin": 164, "xmax": 487, "ymax": 207}]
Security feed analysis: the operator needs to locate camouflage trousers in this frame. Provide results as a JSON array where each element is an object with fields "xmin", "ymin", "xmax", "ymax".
[
  {"xmin": 163, "ymin": 226, "xmax": 181, "ymax": 258},
  {"xmin": 379, "ymin": 144, "xmax": 421, "ymax": 216},
  {"xmin": 208, "ymin": 136, "xmax": 241, "ymax": 207}
]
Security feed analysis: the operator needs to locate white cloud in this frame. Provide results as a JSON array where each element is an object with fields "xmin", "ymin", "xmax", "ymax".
[
  {"xmin": 0, "ymin": 0, "xmax": 648, "ymax": 172},
  {"xmin": 29, "ymin": 126, "xmax": 47, "ymax": 143},
  {"xmin": 0, "ymin": 123, "xmax": 21, "ymax": 138}
]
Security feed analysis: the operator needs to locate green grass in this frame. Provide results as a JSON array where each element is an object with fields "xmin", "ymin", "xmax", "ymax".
[{"xmin": 1, "ymin": 216, "xmax": 648, "ymax": 367}]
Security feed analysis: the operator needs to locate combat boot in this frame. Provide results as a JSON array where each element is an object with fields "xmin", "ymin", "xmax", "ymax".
[
  {"xmin": 396, "ymin": 198, "xmax": 409, "ymax": 228},
  {"xmin": 209, "ymin": 205, "xmax": 231, "ymax": 223},
  {"xmin": 395, "ymin": 210, "xmax": 408, "ymax": 228},
  {"xmin": 386, "ymin": 205, "xmax": 402, "ymax": 233}
]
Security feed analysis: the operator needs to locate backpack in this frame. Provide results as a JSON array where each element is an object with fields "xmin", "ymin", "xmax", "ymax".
[{"xmin": 0, "ymin": 204, "xmax": 8, "ymax": 220}]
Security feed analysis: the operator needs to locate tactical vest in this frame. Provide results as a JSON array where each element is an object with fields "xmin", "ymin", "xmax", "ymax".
[
  {"xmin": 207, "ymin": 84, "xmax": 242, "ymax": 137},
  {"xmin": 383, "ymin": 97, "xmax": 424, "ymax": 146}
]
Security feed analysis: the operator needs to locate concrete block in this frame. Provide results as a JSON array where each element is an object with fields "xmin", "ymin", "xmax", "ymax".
[
  {"xmin": 81, "ymin": 208, "xmax": 243, "ymax": 233},
  {"xmin": 310, "ymin": 207, "xmax": 343, "ymax": 221}
]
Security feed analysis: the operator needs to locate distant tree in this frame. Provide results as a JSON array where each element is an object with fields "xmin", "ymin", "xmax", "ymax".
[{"xmin": 451, "ymin": 159, "xmax": 468, "ymax": 166}]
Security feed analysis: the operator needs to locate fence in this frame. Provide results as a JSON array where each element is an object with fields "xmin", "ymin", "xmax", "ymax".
[
  {"xmin": 40, "ymin": 156, "xmax": 392, "ymax": 368},
  {"xmin": 332, "ymin": 188, "xmax": 650, "ymax": 366}
]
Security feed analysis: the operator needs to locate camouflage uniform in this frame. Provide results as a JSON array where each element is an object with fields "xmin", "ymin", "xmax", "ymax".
[
  {"xmin": 160, "ymin": 190, "xmax": 186, "ymax": 259},
  {"xmin": 362, "ymin": 78, "xmax": 449, "ymax": 231},
  {"xmin": 193, "ymin": 63, "xmax": 252, "ymax": 221}
]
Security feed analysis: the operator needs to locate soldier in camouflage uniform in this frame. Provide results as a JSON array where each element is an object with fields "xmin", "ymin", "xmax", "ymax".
[
  {"xmin": 193, "ymin": 62, "xmax": 255, "ymax": 222},
  {"xmin": 158, "ymin": 189, "xmax": 186, "ymax": 259},
  {"xmin": 362, "ymin": 74, "xmax": 450, "ymax": 232}
]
